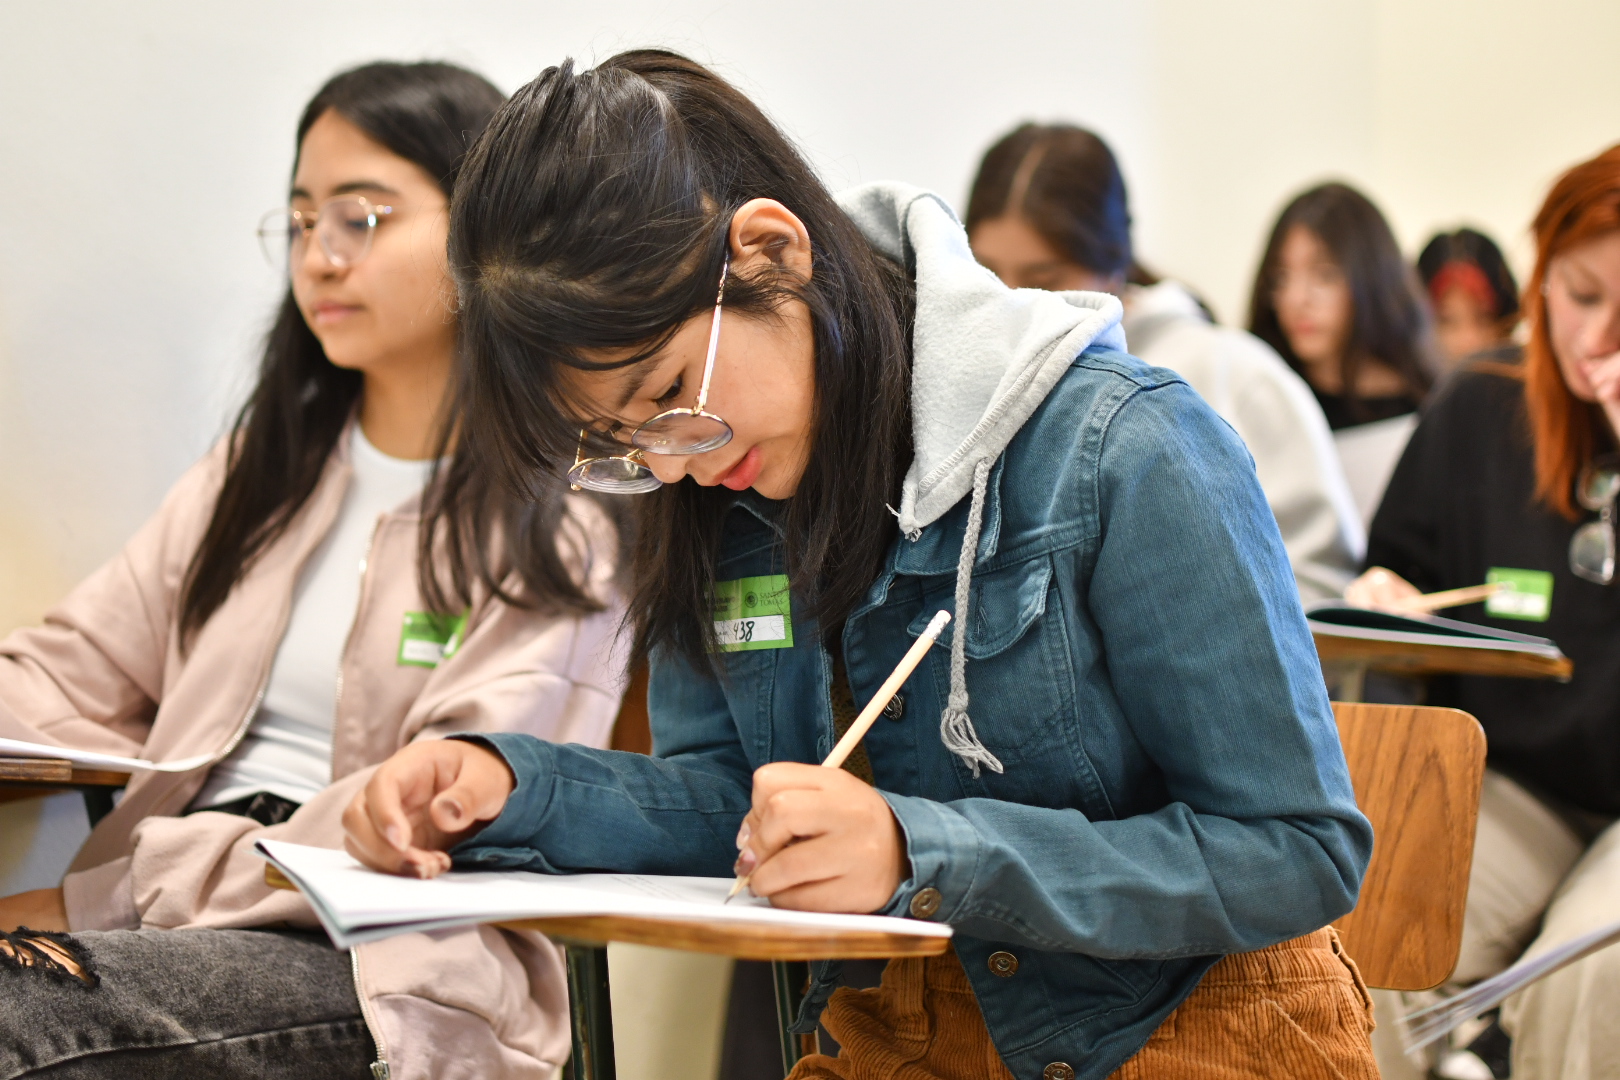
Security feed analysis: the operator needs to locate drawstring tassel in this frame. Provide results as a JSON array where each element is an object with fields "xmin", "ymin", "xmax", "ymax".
[{"xmin": 939, "ymin": 460, "xmax": 1005, "ymax": 778}]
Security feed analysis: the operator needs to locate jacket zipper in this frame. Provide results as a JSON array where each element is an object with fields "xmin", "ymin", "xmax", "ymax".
[
  {"xmin": 340, "ymin": 518, "xmax": 390, "ymax": 1079},
  {"xmin": 352, "ymin": 948, "xmax": 391, "ymax": 1078},
  {"xmin": 332, "ymin": 517, "xmax": 381, "ymax": 726}
]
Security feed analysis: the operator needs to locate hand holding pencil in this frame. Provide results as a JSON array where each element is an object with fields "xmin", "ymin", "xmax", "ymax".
[{"xmin": 727, "ymin": 610, "xmax": 952, "ymax": 910}]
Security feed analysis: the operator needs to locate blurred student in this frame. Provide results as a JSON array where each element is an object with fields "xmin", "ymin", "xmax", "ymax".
[
  {"xmin": 966, "ymin": 123, "xmax": 1363, "ymax": 601},
  {"xmin": 1417, "ymin": 227, "xmax": 1521, "ymax": 365},
  {"xmin": 1250, "ymin": 183, "xmax": 1437, "ymax": 525},
  {"xmin": 1347, "ymin": 144, "xmax": 1620, "ymax": 1080},
  {"xmin": 0, "ymin": 62, "xmax": 625, "ymax": 1080}
]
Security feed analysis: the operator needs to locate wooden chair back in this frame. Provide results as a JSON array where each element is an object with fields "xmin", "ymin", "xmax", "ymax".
[
  {"xmin": 1331, "ymin": 701, "xmax": 1485, "ymax": 991},
  {"xmin": 608, "ymin": 659, "xmax": 652, "ymax": 755}
]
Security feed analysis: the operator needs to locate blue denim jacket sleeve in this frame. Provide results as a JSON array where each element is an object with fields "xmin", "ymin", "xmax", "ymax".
[
  {"xmin": 451, "ymin": 647, "xmax": 751, "ymax": 876},
  {"xmin": 878, "ymin": 380, "xmax": 1372, "ymax": 958}
]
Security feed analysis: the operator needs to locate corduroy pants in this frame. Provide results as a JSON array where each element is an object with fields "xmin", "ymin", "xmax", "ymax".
[{"xmin": 789, "ymin": 928, "xmax": 1378, "ymax": 1080}]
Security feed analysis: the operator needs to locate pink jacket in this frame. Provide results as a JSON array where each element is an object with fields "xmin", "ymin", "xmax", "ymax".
[{"xmin": 0, "ymin": 435, "xmax": 628, "ymax": 1080}]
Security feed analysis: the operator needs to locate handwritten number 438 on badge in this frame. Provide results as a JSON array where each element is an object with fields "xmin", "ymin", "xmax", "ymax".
[{"xmin": 713, "ymin": 575, "xmax": 794, "ymax": 652}]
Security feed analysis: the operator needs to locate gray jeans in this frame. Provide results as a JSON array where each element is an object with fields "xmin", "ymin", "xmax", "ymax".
[{"xmin": 0, "ymin": 926, "xmax": 372, "ymax": 1079}]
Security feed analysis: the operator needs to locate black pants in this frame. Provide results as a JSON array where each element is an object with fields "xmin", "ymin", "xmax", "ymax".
[{"xmin": 0, "ymin": 926, "xmax": 371, "ymax": 1079}]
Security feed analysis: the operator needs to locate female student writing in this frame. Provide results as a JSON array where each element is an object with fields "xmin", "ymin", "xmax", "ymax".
[
  {"xmin": 1347, "ymin": 145, "xmax": 1620, "ymax": 1080},
  {"xmin": 1248, "ymin": 183, "xmax": 1437, "ymax": 525},
  {"xmin": 346, "ymin": 51, "xmax": 1376, "ymax": 1080},
  {"xmin": 0, "ymin": 62, "xmax": 624, "ymax": 1080},
  {"xmin": 963, "ymin": 122, "xmax": 1363, "ymax": 603}
]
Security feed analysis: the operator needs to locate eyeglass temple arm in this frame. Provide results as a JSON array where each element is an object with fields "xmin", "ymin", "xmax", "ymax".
[{"xmin": 694, "ymin": 261, "xmax": 729, "ymax": 410}]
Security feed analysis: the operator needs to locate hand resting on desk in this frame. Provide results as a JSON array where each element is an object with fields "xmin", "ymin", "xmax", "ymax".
[
  {"xmin": 1344, "ymin": 566, "xmax": 1421, "ymax": 611},
  {"xmin": 343, "ymin": 740, "xmax": 516, "ymax": 879}
]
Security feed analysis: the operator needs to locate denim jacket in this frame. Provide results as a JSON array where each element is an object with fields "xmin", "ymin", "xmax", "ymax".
[
  {"xmin": 460, "ymin": 345, "xmax": 1369, "ymax": 1078},
  {"xmin": 457, "ymin": 186, "xmax": 1370, "ymax": 1080}
]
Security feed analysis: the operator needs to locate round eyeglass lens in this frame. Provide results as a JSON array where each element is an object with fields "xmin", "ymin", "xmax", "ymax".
[
  {"xmin": 1569, "ymin": 519, "xmax": 1615, "ymax": 584},
  {"xmin": 568, "ymin": 456, "xmax": 664, "ymax": 494},
  {"xmin": 316, "ymin": 198, "xmax": 378, "ymax": 267},
  {"xmin": 632, "ymin": 412, "xmax": 732, "ymax": 455},
  {"xmin": 257, "ymin": 209, "xmax": 298, "ymax": 271},
  {"xmin": 1576, "ymin": 467, "xmax": 1620, "ymax": 512}
]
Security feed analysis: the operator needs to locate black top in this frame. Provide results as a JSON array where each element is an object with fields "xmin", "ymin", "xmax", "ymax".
[
  {"xmin": 1367, "ymin": 362, "xmax": 1620, "ymax": 815},
  {"xmin": 1313, "ymin": 389, "xmax": 1421, "ymax": 430}
]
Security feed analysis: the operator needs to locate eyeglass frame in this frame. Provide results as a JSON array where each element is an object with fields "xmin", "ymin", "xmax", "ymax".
[
  {"xmin": 257, "ymin": 195, "xmax": 395, "ymax": 274},
  {"xmin": 1570, "ymin": 455, "xmax": 1620, "ymax": 585},
  {"xmin": 567, "ymin": 256, "xmax": 735, "ymax": 492}
]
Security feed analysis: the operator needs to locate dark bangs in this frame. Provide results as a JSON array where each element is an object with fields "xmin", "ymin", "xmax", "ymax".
[{"xmin": 440, "ymin": 50, "xmax": 914, "ymax": 661}]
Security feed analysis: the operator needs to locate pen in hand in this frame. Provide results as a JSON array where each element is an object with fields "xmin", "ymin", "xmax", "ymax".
[{"xmin": 725, "ymin": 609, "xmax": 952, "ymax": 903}]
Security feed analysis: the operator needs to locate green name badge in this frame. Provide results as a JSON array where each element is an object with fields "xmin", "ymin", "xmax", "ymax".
[
  {"xmin": 713, "ymin": 575, "xmax": 794, "ymax": 652},
  {"xmin": 1486, "ymin": 567, "xmax": 1554, "ymax": 622},
  {"xmin": 398, "ymin": 610, "xmax": 469, "ymax": 668}
]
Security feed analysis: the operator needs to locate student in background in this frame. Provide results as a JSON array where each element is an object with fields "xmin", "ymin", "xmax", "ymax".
[
  {"xmin": 966, "ymin": 123, "xmax": 1363, "ymax": 602},
  {"xmin": 1417, "ymin": 227, "xmax": 1521, "ymax": 366},
  {"xmin": 1346, "ymin": 144, "xmax": 1620, "ymax": 1080},
  {"xmin": 1249, "ymin": 183, "xmax": 1437, "ymax": 525},
  {"xmin": 346, "ymin": 50, "xmax": 1376, "ymax": 1080},
  {"xmin": 0, "ymin": 62, "xmax": 625, "ymax": 1080}
]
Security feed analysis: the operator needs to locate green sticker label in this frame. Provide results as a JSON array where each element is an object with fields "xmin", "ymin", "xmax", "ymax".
[
  {"xmin": 713, "ymin": 575, "xmax": 794, "ymax": 652},
  {"xmin": 398, "ymin": 610, "xmax": 469, "ymax": 668},
  {"xmin": 1486, "ymin": 568, "xmax": 1554, "ymax": 622}
]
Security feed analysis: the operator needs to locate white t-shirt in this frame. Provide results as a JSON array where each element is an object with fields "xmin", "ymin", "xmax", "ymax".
[{"xmin": 192, "ymin": 426, "xmax": 434, "ymax": 809}]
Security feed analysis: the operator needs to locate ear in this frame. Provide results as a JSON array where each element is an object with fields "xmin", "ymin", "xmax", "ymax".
[{"xmin": 728, "ymin": 199, "xmax": 813, "ymax": 282}]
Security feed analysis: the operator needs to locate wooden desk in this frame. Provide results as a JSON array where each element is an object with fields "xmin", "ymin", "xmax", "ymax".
[
  {"xmin": 0, "ymin": 757, "xmax": 130, "ymax": 823},
  {"xmin": 265, "ymin": 864, "xmax": 946, "ymax": 1080},
  {"xmin": 1314, "ymin": 632, "xmax": 1573, "ymax": 701}
]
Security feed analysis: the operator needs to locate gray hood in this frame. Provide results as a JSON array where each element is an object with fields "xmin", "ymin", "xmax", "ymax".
[
  {"xmin": 835, "ymin": 182, "xmax": 1125, "ymax": 775},
  {"xmin": 836, "ymin": 182, "xmax": 1125, "ymax": 538}
]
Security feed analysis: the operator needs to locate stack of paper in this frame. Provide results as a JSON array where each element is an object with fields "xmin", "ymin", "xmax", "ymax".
[
  {"xmin": 0, "ymin": 737, "xmax": 213, "ymax": 773},
  {"xmin": 257, "ymin": 840, "xmax": 956, "ymax": 950},
  {"xmin": 1402, "ymin": 917, "xmax": 1620, "ymax": 1050}
]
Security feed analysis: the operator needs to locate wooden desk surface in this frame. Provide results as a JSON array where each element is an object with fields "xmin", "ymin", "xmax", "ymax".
[
  {"xmin": 0, "ymin": 756, "xmax": 131, "ymax": 806},
  {"xmin": 264, "ymin": 864, "xmax": 949, "ymax": 962},
  {"xmin": 1314, "ymin": 632, "xmax": 1573, "ymax": 681}
]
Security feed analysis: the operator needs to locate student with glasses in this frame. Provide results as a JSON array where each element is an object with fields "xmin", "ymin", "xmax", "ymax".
[
  {"xmin": 343, "ymin": 51, "xmax": 1378, "ymax": 1079},
  {"xmin": 1347, "ymin": 145, "xmax": 1620, "ymax": 1080},
  {"xmin": 0, "ymin": 62, "xmax": 625, "ymax": 1080}
]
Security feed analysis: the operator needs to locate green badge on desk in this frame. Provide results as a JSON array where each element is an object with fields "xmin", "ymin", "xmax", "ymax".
[
  {"xmin": 713, "ymin": 575, "xmax": 793, "ymax": 652},
  {"xmin": 1486, "ymin": 568, "xmax": 1553, "ymax": 622},
  {"xmin": 398, "ymin": 610, "xmax": 469, "ymax": 667}
]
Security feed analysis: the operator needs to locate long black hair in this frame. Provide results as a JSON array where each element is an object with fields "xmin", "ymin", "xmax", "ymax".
[
  {"xmin": 1247, "ymin": 182, "xmax": 1436, "ymax": 417},
  {"xmin": 181, "ymin": 61, "xmax": 599, "ymax": 643},
  {"xmin": 439, "ymin": 50, "xmax": 914, "ymax": 662}
]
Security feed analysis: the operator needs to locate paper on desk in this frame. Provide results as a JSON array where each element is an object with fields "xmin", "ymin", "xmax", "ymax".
[
  {"xmin": 257, "ymin": 839, "xmax": 956, "ymax": 950},
  {"xmin": 1402, "ymin": 915, "xmax": 1620, "ymax": 1050},
  {"xmin": 0, "ymin": 737, "xmax": 214, "ymax": 774}
]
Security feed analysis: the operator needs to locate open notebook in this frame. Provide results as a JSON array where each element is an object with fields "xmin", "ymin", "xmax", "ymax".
[
  {"xmin": 1305, "ymin": 602, "xmax": 1566, "ymax": 660},
  {"xmin": 0, "ymin": 737, "xmax": 213, "ymax": 774},
  {"xmin": 257, "ymin": 840, "xmax": 955, "ymax": 950}
]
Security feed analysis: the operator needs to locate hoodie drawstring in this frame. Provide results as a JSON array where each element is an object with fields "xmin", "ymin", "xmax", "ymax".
[{"xmin": 938, "ymin": 459, "xmax": 1005, "ymax": 777}]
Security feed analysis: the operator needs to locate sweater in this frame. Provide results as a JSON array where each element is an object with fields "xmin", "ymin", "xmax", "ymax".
[{"xmin": 1366, "ymin": 361, "xmax": 1620, "ymax": 815}]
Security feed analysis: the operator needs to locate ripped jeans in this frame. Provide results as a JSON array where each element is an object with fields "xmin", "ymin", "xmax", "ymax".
[{"xmin": 0, "ymin": 926, "xmax": 371, "ymax": 1079}]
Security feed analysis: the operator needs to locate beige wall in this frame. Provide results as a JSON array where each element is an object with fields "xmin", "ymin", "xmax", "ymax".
[{"xmin": 2, "ymin": 0, "xmax": 1616, "ymax": 605}]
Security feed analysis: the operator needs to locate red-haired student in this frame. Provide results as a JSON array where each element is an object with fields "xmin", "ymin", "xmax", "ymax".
[{"xmin": 1348, "ymin": 145, "xmax": 1620, "ymax": 1079}]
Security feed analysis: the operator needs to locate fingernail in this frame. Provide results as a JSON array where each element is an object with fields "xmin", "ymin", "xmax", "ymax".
[
  {"xmin": 734, "ymin": 849, "xmax": 757, "ymax": 877},
  {"xmin": 385, "ymin": 825, "xmax": 407, "ymax": 851},
  {"xmin": 735, "ymin": 822, "xmax": 751, "ymax": 850}
]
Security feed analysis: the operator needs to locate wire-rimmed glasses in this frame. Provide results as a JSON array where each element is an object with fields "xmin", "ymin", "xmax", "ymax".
[
  {"xmin": 257, "ymin": 196, "xmax": 394, "ymax": 275},
  {"xmin": 1570, "ymin": 455, "xmax": 1620, "ymax": 585},
  {"xmin": 567, "ymin": 258, "xmax": 736, "ymax": 493}
]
